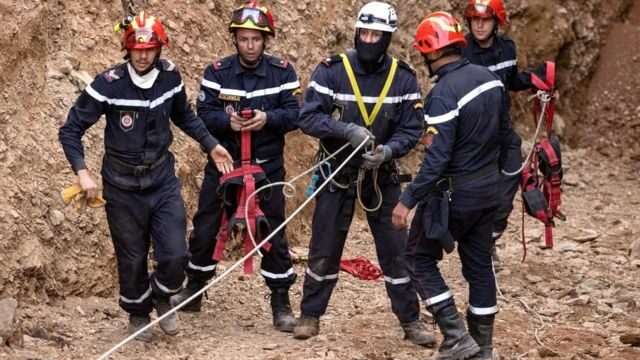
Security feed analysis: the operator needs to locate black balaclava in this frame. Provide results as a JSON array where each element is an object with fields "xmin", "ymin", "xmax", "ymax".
[{"xmin": 355, "ymin": 30, "xmax": 392, "ymax": 73}]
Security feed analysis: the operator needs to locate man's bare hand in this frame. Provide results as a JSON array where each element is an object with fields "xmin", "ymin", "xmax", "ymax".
[
  {"xmin": 77, "ymin": 169, "xmax": 98, "ymax": 201},
  {"xmin": 230, "ymin": 112, "xmax": 244, "ymax": 132},
  {"xmin": 210, "ymin": 144, "xmax": 234, "ymax": 174},
  {"xmin": 241, "ymin": 109, "xmax": 267, "ymax": 131},
  {"xmin": 392, "ymin": 202, "xmax": 411, "ymax": 230}
]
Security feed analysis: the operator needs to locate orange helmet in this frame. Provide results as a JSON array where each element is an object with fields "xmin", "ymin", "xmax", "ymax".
[
  {"xmin": 116, "ymin": 11, "xmax": 171, "ymax": 50},
  {"xmin": 414, "ymin": 12, "xmax": 467, "ymax": 55},
  {"xmin": 229, "ymin": 1, "xmax": 276, "ymax": 36},
  {"xmin": 464, "ymin": 0, "xmax": 507, "ymax": 25}
]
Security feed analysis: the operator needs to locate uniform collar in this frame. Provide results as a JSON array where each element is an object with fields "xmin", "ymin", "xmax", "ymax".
[
  {"xmin": 435, "ymin": 58, "xmax": 470, "ymax": 79},
  {"xmin": 233, "ymin": 54, "xmax": 267, "ymax": 77},
  {"xmin": 347, "ymin": 49, "xmax": 391, "ymax": 75}
]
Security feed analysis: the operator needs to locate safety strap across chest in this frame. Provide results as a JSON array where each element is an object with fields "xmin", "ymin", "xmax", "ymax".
[{"xmin": 340, "ymin": 53, "xmax": 398, "ymax": 127}]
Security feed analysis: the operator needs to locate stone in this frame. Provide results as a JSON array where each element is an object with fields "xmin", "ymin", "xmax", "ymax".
[
  {"xmin": 572, "ymin": 229, "xmax": 600, "ymax": 243},
  {"xmin": 564, "ymin": 295, "xmax": 589, "ymax": 306},
  {"xmin": 620, "ymin": 333, "xmax": 640, "ymax": 346},
  {"xmin": 538, "ymin": 346, "xmax": 560, "ymax": 357},
  {"xmin": 49, "ymin": 209, "xmax": 65, "ymax": 226},
  {"xmin": 0, "ymin": 298, "xmax": 18, "ymax": 341},
  {"xmin": 526, "ymin": 275, "xmax": 544, "ymax": 284},
  {"xmin": 629, "ymin": 239, "xmax": 640, "ymax": 259}
]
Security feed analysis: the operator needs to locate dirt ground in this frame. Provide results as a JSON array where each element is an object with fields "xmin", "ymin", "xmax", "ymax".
[{"xmin": 1, "ymin": 0, "xmax": 640, "ymax": 359}]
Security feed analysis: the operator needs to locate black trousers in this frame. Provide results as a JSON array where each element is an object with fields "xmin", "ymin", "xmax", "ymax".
[{"xmin": 103, "ymin": 177, "xmax": 188, "ymax": 316}]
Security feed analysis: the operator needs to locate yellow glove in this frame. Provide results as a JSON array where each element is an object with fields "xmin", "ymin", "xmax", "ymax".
[{"xmin": 60, "ymin": 183, "xmax": 106, "ymax": 211}]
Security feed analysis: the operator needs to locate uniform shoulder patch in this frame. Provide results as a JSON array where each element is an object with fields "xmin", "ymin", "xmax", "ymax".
[
  {"xmin": 267, "ymin": 55, "xmax": 289, "ymax": 69},
  {"xmin": 102, "ymin": 64, "xmax": 126, "ymax": 83},
  {"xmin": 159, "ymin": 59, "xmax": 179, "ymax": 72},
  {"xmin": 212, "ymin": 57, "xmax": 232, "ymax": 71},
  {"xmin": 321, "ymin": 54, "xmax": 343, "ymax": 67},
  {"xmin": 397, "ymin": 58, "xmax": 416, "ymax": 75}
]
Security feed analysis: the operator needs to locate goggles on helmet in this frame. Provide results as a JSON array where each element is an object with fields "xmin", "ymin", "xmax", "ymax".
[{"xmin": 231, "ymin": 7, "xmax": 270, "ymax": 28}]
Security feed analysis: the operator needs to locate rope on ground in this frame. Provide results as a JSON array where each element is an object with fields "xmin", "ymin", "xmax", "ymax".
[
  {"xmin": 493, "ymin": 261, "xmax": 561, "ymax": 358},
  {"xmin": 95, "ymin": 138, "xmax": 371, "ymax": 360},
  {"xmin": 501, "ymin": 90, "xmax": 551, "ymax": 177}
]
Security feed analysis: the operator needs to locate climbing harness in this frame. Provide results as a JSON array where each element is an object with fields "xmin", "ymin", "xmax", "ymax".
[{"xmin": 339, "ymin": 257, "xmax": 383, "ymax": 281}]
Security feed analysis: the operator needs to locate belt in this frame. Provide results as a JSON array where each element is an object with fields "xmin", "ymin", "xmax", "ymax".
[
  {"xmin": 106, "ymin": 153, "xmax": 168, "ymax": 177},
  {"xmin": 434, "ymin": 162, "xmax": 499, "ymax": 192}
]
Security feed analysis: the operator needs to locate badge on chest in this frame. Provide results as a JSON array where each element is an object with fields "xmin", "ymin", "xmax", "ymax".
[
  {"xmin": 119, "ymin": 111, "xmax": 137, "ymax": 132},
  {"xmin": 219, "ymin": 92, "xmax": 242, "ymax": 115}
]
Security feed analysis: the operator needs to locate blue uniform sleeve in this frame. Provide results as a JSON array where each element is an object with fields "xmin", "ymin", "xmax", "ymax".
[
  {"xmin": 297, "ymin": 65, "xmax": 349, "ymax": 139},
  {"xmin": 264, "ymin": 64, "xmax": 300, "ymax": 133},
  {"xmin": 505, "ymin": 42, "xmax": 532, "ymax": 92},
  {"xmin": 58, "ymin": 80, "xmax": 107, "ymax": 173},
  {"xmin": 169, "ymin": 73, "xmax": 218, "ymax": 152},
  {"xmin": 498, "ymin": 92, "xmax": 516, "ymax": 169},
  {"xmin": 399, "ymin": 96, "xmax": 458, "ymax": 208},
  {"xmin": 197, "ymin": 65, "xmax": 233, "ymax": 137},
  {"xmin": 384, "ymin": 72, "xmax": 423, "ymax": 158}
]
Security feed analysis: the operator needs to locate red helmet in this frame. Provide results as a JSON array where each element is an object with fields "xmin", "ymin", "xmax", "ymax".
[
  {"xmin": 414, "ymin": 12, "xmax": 467, "ymax": 55},
  {"xmin": 229, "ymin": 1, "xmax": 276, "ymax": 36},
  {"xmin": 464, "ymin": 0, "xmax": 507, "ymax": 25},
  {"xmin": 116, "ymin": 11, "xmax": 171, "ymax": 50}
]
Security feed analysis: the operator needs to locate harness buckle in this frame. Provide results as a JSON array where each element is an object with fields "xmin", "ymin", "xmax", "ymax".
[{"xmin": 435, "ymin": 177, "xmax": 452, "ymax": 192}]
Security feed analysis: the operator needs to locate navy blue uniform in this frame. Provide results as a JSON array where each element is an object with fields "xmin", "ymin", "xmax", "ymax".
[
  {"xmin": 187, "ymin": 54, "xmax": 300, "ymax": 289},
  {"xmin": 401, "ymin": 58, "xmax": 513, "ymax": 316},
  {"xmin": 297, "ymin": 50, "xmax": 424, "ymax": 324},
  {"xmin": 462, "ymin": 33, "xmax": 533, "ymax": 243},
  {"xmin": 59, "ymin": 59, "xmax": 219, "ymax": 315}
]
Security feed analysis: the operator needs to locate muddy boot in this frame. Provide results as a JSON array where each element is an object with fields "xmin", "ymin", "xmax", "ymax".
[
  {"xmin": 467, "ymin": 312, "xmax": 499, "ymax": 360},
  {"xmin": 170, "ymin": 278, "xmax": 205, "ymax": 312},
  {"xmin": 293, "ymin": 315, "xmax": 319, "ymax": 340},
  {"xmin": 431, "ymin": 304, "xmax": 480, "ymax": 360},
  {"xmin": 153, "ymin": 296, "xmax": 180, "ymax": 336},
  {"xmin": 401, "ymin": 319, "xmax": 436, "ymax": 347},
  {"xmin": 128, "ymin": 314, "xmax": 152, "ymax": 342},
  {"xmin": 270, "ymin": 288, "xmax": 296, "ymax": 332},
  {"xmin": 490, "ymin": 246, "xmax": 501, "ymax": 272}
]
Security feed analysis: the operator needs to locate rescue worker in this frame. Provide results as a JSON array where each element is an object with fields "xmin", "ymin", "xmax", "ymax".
[
  {"xmin": 169, "ymin": 1, "xmax": 301, "ymax": 333},
  {"xmin": 392, "ymin": 12, "xmax": 514, "ymax": 360},
  {"xmin": 293, "ymin": 2, "xmax": 435, "ymax": 347},
  {"xmin": 58, "ymin": 12, "xmax": 233, "ymax": 342},
  {"xmin": 461, "ymin": 0, "xmax": 538, "ymax": 270}
]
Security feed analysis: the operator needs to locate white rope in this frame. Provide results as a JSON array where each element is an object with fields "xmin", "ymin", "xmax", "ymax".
[
  {"xmin": 501, "ymin": 90, "xmax": 553, "ymax": 177},
  {"xmin": 493, "ymin": 259, "xmax": 561, "ymax": 357},
  {"xmin": 244, "ymin": 142, "xmax": 352, "ymax": 254},
  {"xmin": 96, "ymin": 138, "xmax": 371, "ymax": 360}
]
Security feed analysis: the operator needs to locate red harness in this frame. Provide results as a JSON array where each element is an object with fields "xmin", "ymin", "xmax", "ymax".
[
  {"xmin": 339, "ymin": 257, "xmax": 383, "ymax": 281},
  {"xmin": 520, "ymin": 61, "xmax": 563, "ymax": 259},
  {"xmin": 213, "ymin": 129, "xmax": 272, "ymax": 274}
]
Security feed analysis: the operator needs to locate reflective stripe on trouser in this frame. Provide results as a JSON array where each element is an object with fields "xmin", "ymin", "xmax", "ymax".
[
  {"xmin": 187, "ymin": 159, "xmax": 296, "ymax": 288},
  {"xmin": 103, "ymin": 178, "xmax": 188, "ymax": 315},
  {"xmin": 406, "ymin": 203, "xmax": 498, "ymax": 312},
  {"xmin": 300, "ymin": 176, "xmax": 420, "ymax": 323},
  {"xmin": 493, "ymin": 132, "xmax": 522, "ymax": 242}
]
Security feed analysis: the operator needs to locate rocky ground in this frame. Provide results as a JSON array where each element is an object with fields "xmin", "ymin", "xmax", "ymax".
[{"xmin": 1, "ymin": 0, "xmax": 639, "ymax": 359}]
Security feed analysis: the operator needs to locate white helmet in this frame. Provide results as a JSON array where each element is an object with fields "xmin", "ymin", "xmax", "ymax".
[{"xmin": 355, "ymin": 2, "xmax": 398, "ymax": 33}]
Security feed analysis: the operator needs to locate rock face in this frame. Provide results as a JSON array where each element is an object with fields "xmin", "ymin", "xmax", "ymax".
[
  {"xmin": 0, "ymin": 298, "xmax": 18, "ymax": 342},
  {"xmin": 0, "ymin": 0, "xmax": 632, "ymax": 302}
]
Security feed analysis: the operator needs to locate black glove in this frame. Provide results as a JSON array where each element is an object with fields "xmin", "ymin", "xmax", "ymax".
[
  {"xmin": 362, "ymin": 144, "xmax": 392, "ymax": 169},
  {"xmin": 343, "ymin": 123, "xmax": 374, "ymax": 149}
]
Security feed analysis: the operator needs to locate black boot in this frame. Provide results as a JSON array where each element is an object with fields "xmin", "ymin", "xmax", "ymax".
[
  {"xmin": 431, "ymin": 304, "xmax": 480, "ymax": 360},
  {"xmin": 170, "ymin": 277, "xmax": 205, "ymax": 312},
  {"xmin": 270, "ymin": 287, "xmax": 296, "ymax": 332},
  {"xmin": 467, "ymin": 312, "xmax": 499, "ymax": 360}
]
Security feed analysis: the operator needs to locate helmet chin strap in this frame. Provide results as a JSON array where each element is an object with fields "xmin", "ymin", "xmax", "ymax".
[{"xmin": 423, "ymin": 46, "xmax": 461, "ymax": 78}]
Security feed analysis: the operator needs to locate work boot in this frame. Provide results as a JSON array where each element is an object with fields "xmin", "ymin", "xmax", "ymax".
[
  {"xmin": 170, "ymin": 278, "xmax": 205, "ymax": 312},
  {"xmin": 270, "ymin": 288, "xmax": 296, "ymax": 332},
  {"xmin": 467, "ymin": 312, "xmax": 500, "ymax": 360},
  {"xmin": 431, "ymin": 305, "xmax": 480, "ymax": 360},
  {"xmin": 490, "ymin": 246, "xmax": 501, "ymax": 272},
  {"xmin": 402, "ymin": 319, "xmax": 436, "ymax": 347},
  {"xmin": 293, "ymin": 315, "xmax": 319, "ymax": 340},
  {"xmin": 153, "ymin": 297, "xmax": 180, "ymax": 336},
  {"xmin": 128, "ymin": 314, "xmax": 152, "ymax": 342}
]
